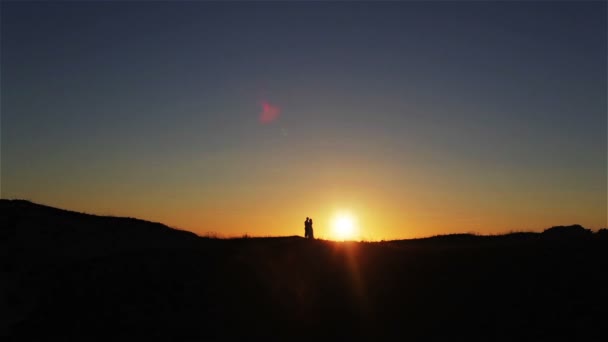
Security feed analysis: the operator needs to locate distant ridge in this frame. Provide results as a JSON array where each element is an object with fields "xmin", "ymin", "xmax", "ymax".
[
  {"xmin": 386, "ymin": 226, "xmax": 602, "ymax": 247},
  {"xmin": 0, "ymin": 199, "xmax": 199, "ymax": 257}
]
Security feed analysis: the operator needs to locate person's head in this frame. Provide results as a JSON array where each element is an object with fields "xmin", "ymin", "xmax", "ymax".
[{"xmin": 306, "ymin": 217, "xmax": 309, "ymax": 221}]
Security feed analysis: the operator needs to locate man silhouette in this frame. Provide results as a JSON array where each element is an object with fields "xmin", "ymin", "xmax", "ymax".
[{"xmin": 304, "ymin": 217, "xmax": 310, "ymax": 238}]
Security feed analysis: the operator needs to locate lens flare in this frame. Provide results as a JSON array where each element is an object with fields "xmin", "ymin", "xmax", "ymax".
[{"xmin": 259, "ymin": 101, "xmax": 280, "ymax": 124}]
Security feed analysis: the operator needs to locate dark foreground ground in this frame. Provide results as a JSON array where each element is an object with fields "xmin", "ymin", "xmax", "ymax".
[{"xmin": 1, "ymin": 199, "xmax": 607, "ymax": 341}]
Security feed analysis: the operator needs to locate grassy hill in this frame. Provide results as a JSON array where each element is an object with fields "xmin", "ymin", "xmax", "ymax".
[{"xmin": 1, "ymin": 200, "xmax": 606, "ymax": 340}]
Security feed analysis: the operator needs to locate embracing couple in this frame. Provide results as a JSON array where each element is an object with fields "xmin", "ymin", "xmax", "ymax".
[{"xmin": 304, "ymin": 217, "xmax": 315, "ymax": 239}]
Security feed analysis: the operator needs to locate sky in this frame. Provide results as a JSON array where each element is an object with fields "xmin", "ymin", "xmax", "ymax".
[{"xmin": 1, "ymin": 1, "xmax": 606, "ymax": 240}]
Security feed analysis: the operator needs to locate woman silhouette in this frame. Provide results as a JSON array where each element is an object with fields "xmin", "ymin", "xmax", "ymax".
[{"xmin": 308, "ymin": 218, "xmax": 314, "ymax": 239}]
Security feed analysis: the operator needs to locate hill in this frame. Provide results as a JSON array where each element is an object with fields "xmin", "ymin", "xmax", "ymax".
[
  {"xmin": 0, "ymin": 199, "xmax": 199, "ymax": 256},
  {"xmin": 1, "ymin": 200, "xmax": 607, "ymax": 340}
]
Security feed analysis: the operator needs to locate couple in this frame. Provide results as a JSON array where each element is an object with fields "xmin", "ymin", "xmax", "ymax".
[{"xmin": 304, "ymin": 217, "xmax": 315, "ymax": 239}]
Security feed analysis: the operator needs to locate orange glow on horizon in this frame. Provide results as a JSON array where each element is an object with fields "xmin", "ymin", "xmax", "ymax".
[{"xmin": 3, "ymin": 152, "xmax": 605, "ymax": 241}]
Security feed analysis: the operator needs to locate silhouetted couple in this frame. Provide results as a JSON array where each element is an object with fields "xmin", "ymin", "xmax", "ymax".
[{"xmin": 304, "ymin": 217, "xmax": 314, "ymax": 239}]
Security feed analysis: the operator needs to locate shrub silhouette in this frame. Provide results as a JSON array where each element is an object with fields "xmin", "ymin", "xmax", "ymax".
[{"xmin": 541, "ymin": 224, "xmax": 592, "ymax": 240}]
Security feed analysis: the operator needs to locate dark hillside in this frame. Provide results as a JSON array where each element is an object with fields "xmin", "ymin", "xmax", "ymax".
[
  {"xmin": 2, "ymin": 200, "xmax": 607, "ymax": 340},
  {"xmin": 0, "ymin": 199, "xmax": 199, "ymax": 256}
]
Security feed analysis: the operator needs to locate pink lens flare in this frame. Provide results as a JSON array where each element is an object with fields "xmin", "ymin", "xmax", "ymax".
[{"xmin": 259, "ymin": 101, "xmax": 280, "ymax": 124}]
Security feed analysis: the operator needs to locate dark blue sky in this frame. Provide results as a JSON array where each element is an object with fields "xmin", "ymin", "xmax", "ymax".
[{"xmin": 2, "ymin": 1, "xmax": 606, "ymax": 238}]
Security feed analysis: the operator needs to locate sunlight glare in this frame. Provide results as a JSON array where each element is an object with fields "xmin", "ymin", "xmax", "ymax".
[{"xmin": 332, "ymin": 212, "xmax": 357, "ymax": 240}]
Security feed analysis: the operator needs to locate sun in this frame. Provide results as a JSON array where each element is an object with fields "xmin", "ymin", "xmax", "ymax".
[{"xmin": 332, "ymin": 212, "xmax": 357, "ymax": 240}]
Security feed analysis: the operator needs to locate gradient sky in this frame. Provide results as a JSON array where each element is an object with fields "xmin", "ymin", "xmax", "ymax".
[{"xmin": 2, "ymin": 1, "xmax": 606, "ymax": 240}]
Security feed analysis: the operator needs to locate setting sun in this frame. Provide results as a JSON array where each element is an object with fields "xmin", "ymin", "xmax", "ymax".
[{"xmin": 332, "ymin": 212, "xmax": 357, "ymax": 240}]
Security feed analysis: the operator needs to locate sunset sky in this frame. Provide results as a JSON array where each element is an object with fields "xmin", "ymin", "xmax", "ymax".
[{"xmin": 2, "ymin": 1, "xmax": 606, "ymax": 240}]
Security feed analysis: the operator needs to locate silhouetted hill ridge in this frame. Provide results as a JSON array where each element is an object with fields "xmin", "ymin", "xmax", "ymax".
[
  {"xmin": 0, "ymin": 199, "xmax": 199, "ymax": 257},
  {"xmin": 1, "ymin": 200, "xmax": 603, "ymax": 250}
]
